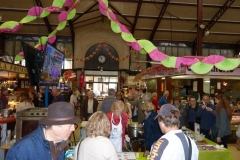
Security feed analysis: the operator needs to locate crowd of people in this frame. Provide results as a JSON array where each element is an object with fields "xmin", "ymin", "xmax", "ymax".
[{"xmin": 2, "ymin": 87, "xmax": 234, "ymax": 160}]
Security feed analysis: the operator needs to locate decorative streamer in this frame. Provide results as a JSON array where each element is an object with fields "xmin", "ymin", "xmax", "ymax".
[
  {"xmin": 97, "ymin": 0, "xmax": 240, "ymax": 74},
  {"xmin": 64, "ymin": 40, "xmax": 133, "ymax": 62},
  {"xmin": 0, "ymin": 0, "xmax": 80, "ymax": 61}
]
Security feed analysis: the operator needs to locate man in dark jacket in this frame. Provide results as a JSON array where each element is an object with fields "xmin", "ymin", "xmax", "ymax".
[
  {"xmin": 196, "ymin": 94, "xmax": 216, "ymax": 139},
  {"xmin": 186, "ymin": 96, "xmax": 200, "ymax": 131},
  {"xmin": 6, "ymin": 102, "xmax": 81, "ymax": 160},
  {"xmin": 51, "ymin": 87, "xmax": 65, "ymax": 103},
  {"xmin": 81, "ymin": 91, "xmax": 98, "ymax": 120},
  {"xmin": 100, "ymin": 88, "xmax": 116, "ymax": 113}
]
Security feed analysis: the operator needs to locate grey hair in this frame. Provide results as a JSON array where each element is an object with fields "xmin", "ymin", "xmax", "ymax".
[
  {"xmin": 108, "ymin": 88, "xmax": 116, "ymax": 96},
  {"xmin": 142, "ymin": 92, "xmax": 152, "ymax": 102},
  {"xmin": 52, "ymin": 87, "xmax": 59, "ymax": 92},
  {"xmin": 163, "ymin": 90, "xmax": 169, "ymax": 95}
]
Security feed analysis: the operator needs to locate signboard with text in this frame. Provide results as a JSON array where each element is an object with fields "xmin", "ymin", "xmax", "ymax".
[{"xmin": 0, "ymin": 61, "xmax": 27, "ymax": 74}]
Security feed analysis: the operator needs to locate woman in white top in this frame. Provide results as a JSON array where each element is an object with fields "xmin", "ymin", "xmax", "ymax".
[
  {"xmin": 74, "ymin": 111, "xmax": 118, "ymax": 160},
  {"xmin": 16, "ymin": 92, "xmax": 35, "ymax": 112},
  {"xmin": 70, "ymin": 88, "xmax": 80, "ymax": 107}
]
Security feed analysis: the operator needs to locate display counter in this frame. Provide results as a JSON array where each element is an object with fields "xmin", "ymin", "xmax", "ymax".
[{"xmin": 135, "ymin": 138, "xmax": 233, "ymax": 160}]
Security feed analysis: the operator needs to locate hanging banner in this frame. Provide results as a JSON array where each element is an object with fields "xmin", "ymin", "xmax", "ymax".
[{"xmin": 0, "ymin": 62, "xmax": 27, "ymax": 74}]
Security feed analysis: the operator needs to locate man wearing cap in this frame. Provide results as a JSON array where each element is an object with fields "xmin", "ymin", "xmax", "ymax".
[
  {"xmin": 6, "ymin": 102, "xmax": 81, "ymax": 160},
  {"xmin": 0, "ymin": 87, "xmax": 8, "ymax": 108},
  {"xmin": 150, "ymin": 104, "xmax": 198, "ymax": 160}
]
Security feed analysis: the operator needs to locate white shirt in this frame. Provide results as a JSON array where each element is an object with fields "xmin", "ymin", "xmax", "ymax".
[
  {"xmin": 70, "ymin": 94, "xmax": 78, "ymax": 106},
  {"xmin": 74, "ymin": 136, "xmax": 118, "ymax": 160},
  {"xmin": 150, "ymin": 130, "xmax": 199, "ymax": 160},
  {"xmin": 87, "ymin": 99, "xmax": 93, "ymax": 113}
]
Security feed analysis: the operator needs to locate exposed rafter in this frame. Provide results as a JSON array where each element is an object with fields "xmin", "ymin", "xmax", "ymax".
[
  {"xmin": 108, "ymin": 0, "xmax": 240, "ymax": 9},
  {"xmin": 74, "ymin": 16, "xmax": 102, "ymax": 25},
  {"xmin": 34, "ymin": 0, "xmax": 52, "ymax": 33},
  {"xmin": 149, "ymin": 0, "xmax": 170, "ymax": 41},
  {"xmin": 72, "ymin": 2, "xmax": 98, "ymax": 23},
  {"xmin": 109, "ymin": 3, "xmax": 132, "ymax": 26},
  {"xmin": 202, "ymin": 0, "xmax": 235, "ymax": 35},
  {"xmin": 193, "ymin": 0, "xmax": 236, "ymax": 52},
  {"xmin": 131, "ymin": 0, "xmax": 143, "ymax": 34}
]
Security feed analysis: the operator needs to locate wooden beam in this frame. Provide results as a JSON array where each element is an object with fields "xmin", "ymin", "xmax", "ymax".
[
  {"xmin": 72, "ymin": 2, "xmax": 98, "ymax": 23},
  {"xmin": 131, "ymin": 0, "xmax": 143, "ymax": 34},
  {"xmin": 34, "ymin": 0, "xmax": 53, "ymax": 33},
  {"xmin": 73, "ymin": 15, "xmax": 102, "ymax": 25},
  {"xmin": 149, "ymin": 0, "xmax": 170, "ymax": 41},
  {"xmin": 109, "ymin": 3, "xmax": 132, "ymax": 26}
]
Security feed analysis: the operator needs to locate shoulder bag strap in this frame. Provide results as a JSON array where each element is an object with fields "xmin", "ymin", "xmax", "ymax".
[
  {"xmin": 76, "ymin": 139, "xmax": 83, "ymax": 159},
  {"xmin": 175, "ymin": 133, "xmax": 192, "ymax": 160},
  {"xmin": 186, "ymin": 136, "xmax": 192, "ymax": 160}
]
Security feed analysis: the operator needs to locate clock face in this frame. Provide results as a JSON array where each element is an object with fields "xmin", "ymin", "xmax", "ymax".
[{"xmin": 98, "ymin": 55, "xmax": 106, "ymax": 63}]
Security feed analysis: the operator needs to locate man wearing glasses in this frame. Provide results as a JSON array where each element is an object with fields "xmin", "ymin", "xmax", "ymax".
[{"xmin": 196, "ymin": 94, "xmax": 216, "ymax": 139}]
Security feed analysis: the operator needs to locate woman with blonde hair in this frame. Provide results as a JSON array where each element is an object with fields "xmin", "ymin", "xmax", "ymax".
[
  {"xmin": 70, "ymin": 88, "xmax": 80, "ymax": 107},
  {"xmin": 74, "ymin": 111, "xmax": 118, "ymax": 160},
  {"xmin": 106, "ymin": 100, "xmax": 128, "ymax": 152},
  {"xmin": 16, "ymin": 92, "xmax": 35, "ymax": 112}
]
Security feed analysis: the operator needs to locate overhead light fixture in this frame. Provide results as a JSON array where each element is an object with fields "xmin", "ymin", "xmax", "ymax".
[
  {"xmin": 199, "ymin": 24, "xmax": 205, "ymax": 29},
  {"xmin": 204, "ymin": 31, "xmax": 210, "ymax": 36},
  {"xmin": 204, "ymin": 80, "xmax": 210, "ymax": 83}
]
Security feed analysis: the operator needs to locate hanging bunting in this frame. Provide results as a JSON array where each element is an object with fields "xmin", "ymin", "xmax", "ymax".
[{"xmin": 97, "ymin": 0, "xmax": 240, "ymax": 74}]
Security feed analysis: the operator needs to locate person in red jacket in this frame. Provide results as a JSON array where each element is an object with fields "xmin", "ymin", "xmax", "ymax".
[
  {"xmin": 106, "ymin": 100, "xmax": 128, "ymax": 152},
  {"xmin": 152, "ymin": 92, "xmax": 159, "ymax": 112}
]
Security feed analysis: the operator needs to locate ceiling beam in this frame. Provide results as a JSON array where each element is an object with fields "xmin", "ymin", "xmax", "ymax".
[
  {"xmin": 73, "ymin": 15, "xmax": 102, "ymax": 25},
  {"xmin": 149, "ymin": 0, "xmax": 170, "ymax": 41},
  {"xmin": 0, "ymin": 21, "xmax": 69, "ymax": 27},
  {"xmin": 192, "ymin": 0, "xmax": 235, "ymax": 53},
  {"xmin": 131, "ymin": 0, "xmax": 143, "ymax": 34},
  {"xmin": 118, "ymin": 14, "xmax": 240, "ymax": 24},
  {"xmin": 0, "ymin": 7, "xmax": 98, "ymax": 15},
  {"xmin": 72, "ymin": 2, "xmax": 98, "ymax": 23},
  {"xmin": 202, "ymin": 0, "xmax": 235, "ymax": 35},
  {"xmin": 108, "ymin": 0, "xmax": 240, "ymax": 9},
  {"xmin": 109, "ymin": 3, "xmax": 132, "ymax": 26},
  {"xmin": 34, "ymin": 0, "xmax": 53, "ymax": 33},
  {"xmin": 74, "ymin": 20, "xmax": 102, "ymax": 29}
]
